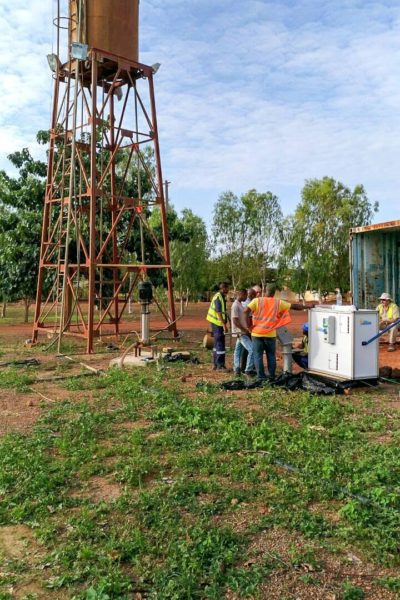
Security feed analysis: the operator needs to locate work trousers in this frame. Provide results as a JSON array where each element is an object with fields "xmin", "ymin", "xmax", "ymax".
[
  {"xmin": 233, "ymin": 335, "xmax": 255, "ymax": 373},
  {"xmin": 389, "ymin": 325, "xmax": 399, "ymax": 345},
  {"xmin": 211, "ymin": 324, "xmax": 226, "ymax": 368},
  {"xmin": 252, "ymin": 336, "xmax": 276, "ymax": 380},
  {"xmin": 292, "ymin": 353, "xmax": 308, "ymax": 370}
]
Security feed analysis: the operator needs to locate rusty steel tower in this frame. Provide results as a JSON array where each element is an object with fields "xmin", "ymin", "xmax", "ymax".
[{"xmin": 32, "ymin": 0, "xmax": 177, "ymax": 353}]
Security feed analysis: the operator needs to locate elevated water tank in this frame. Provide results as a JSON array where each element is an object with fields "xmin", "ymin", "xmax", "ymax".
[{"xmin": 69, "ymin": 0, "xmax": 139, "ymax": 63}]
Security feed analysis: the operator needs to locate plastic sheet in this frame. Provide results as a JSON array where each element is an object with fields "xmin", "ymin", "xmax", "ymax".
[
  {"xmin": 164, "ymin": 353, "xmax": 200, "ymax": 364},
  {"xmin": 220, "ymin": 379, "xmax": 264, "ymax": 391},
  {"xmin": 219, "ymin": 372, "xmax": 376, "ymax": 395}
]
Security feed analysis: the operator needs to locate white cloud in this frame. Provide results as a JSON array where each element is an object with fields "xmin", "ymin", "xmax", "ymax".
[{"xmin": 0, "ymin": 0, "xmax": 399, "ymax": 224}]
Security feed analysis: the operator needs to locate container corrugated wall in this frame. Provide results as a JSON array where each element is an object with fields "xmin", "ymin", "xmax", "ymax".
[
  {"xmin": 351, "ymin": 228, "xmax": 400, "ymax": 308},
  {"xmin": 70, "ymin": 0, "xmax": 139, "ymax": 63}
]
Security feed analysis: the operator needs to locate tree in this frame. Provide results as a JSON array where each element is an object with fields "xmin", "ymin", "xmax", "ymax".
[
  {"xmin": 242, "ymin": 189, "xmax": 283, "ymax": 291},
  {"xmin": 170, "ymin": 209, "xmax": 208, "ymax": 314},
  {"xmin": 0, "ymin": 147, "xmax": 46, "ymax": 322},
  {"xmin": 283, "ymin": 177, "xmax": 378, "ymax": 294},
  {"xmin": 211, "ymin": 189, "xmax": 283, "ymax": 290},
  {"xmin": 211, "ymin": 191, "xmax": 246, "ymax": 290}
]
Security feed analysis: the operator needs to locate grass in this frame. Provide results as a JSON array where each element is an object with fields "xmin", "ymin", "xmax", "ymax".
[{"xmin": 0, "ymin": 360, "xmax": 400, "ymax": 598}]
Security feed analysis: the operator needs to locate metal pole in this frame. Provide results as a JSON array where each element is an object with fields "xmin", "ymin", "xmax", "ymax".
[
  {"xmin": 148, "ymin": 72, "xmax": 178, "ymax": 336},
  {"xmin": 57, "ymin": 59, "xmax": 80, "ymax": 353},
  {"xmin": 110, "ymin": 92, "xmax": 119, "ymax": 337},
  {"xmin": 87, "ymin": 54, "xmax": 98, "ymax": 353},
  {"xmin": 282, "ymin": 344, "xmax": 293, "ymax": 373},
  {"xmin": 134, "ymin": 82, "xmax": 145, "ymax": 267},
  {"xmin": 164, "ymin": 180, "xmax": 171, "ymax": 211},
  {"xmin": 362, "ymin": 318, "xmax": 400, "ymax": 346},
  {"xmin": 32, "ymin": 65, "xmax": 60, "ymax": 342}
]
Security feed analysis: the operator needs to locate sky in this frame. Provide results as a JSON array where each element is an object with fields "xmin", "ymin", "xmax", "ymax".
[{"xmin": 0, "ymin": 0, "xmax": 399, "ymax": 227}]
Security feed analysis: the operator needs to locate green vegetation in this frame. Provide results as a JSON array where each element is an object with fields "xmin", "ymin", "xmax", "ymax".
[
  {"xmin": 0, "ymin": 130, "xmax": 378, "ymax": 322},
  {"xmin": 0, "ymin": 360, "xmax": 399, "ymax": 598}
]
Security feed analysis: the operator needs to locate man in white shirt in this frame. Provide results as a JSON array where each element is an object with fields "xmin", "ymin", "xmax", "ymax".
[
  {"xmin": 231, "ymin": 289, "xmax": 255, "ymax": 375},
  {"xmin": 242, "ymin": 287, "xmax": 256, "ymax": 308}
]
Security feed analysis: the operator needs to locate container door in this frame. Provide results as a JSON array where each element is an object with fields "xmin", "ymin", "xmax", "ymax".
[{"xmin": 351, "ymin": 230, "xmax": 400, "ymax": 308}]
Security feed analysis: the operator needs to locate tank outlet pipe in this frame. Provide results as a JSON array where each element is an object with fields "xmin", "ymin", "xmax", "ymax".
[
  {"xmin": 362, "ymin": 318, "xmax": 400, "ymax": 346},
  {"xmin": 138, "ymin": 281, "xmax": 153, "ymax": 345}
]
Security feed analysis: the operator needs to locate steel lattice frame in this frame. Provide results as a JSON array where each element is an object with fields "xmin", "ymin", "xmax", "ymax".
[{"xmin": 32, "ymin": 49, "xmax": 178, "ymax": 353}]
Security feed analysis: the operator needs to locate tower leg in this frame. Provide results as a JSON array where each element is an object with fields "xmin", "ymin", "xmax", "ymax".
[{"xmin": 148, "ymin": 73, "xmax": 178, "ymax": 337}]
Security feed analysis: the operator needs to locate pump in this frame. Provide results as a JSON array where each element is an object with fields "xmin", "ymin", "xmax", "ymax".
[{"xmin": 138, "ymin": 281, "xmax": 153, "ymax": 344}]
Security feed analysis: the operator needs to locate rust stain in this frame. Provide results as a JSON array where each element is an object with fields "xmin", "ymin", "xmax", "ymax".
[{"xmin": 351, "ymin": 220, "xmax": 400, "ymax": 234}]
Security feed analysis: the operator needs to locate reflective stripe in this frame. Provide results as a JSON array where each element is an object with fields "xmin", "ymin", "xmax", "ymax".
[
  {"xmin": 207, "ymin": 292, "xmax": 227, "ymax": 326},
  {"xmin": 252, "ymin": 299, "xmax": 280, "ymax": 324},
  {"xmin": 215, "ymin": 351, "xmax": 226, "ymax": 355},
  {"xmin": 251, "ymin": 298, "xmax": 291, "ymax": 335}
]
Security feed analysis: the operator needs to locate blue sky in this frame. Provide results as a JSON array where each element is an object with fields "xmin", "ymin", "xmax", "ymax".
[{"xmin": 0, "ymin": 0, "xmax": 399, "ymax": 227}]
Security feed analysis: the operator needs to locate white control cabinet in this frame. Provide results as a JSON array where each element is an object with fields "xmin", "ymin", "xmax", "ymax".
[{"xmin": 308, "ymin": 306, "xmax": 379, "ymax": 380}]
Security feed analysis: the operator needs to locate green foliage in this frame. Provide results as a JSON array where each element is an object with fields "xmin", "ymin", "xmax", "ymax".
[
  {"xmin": 340, "ymin": 581, "xmax": 365, "ymax": 599},
  {"xmin": 0, "ymin": 368, "xmax": 35, "ymax": 392},
  {"xmin": 170, "ymin": 208, "xmax": 209, "ymax": 306},
  {"xmin": 211, "ymin": 189, "xmax": 283, "ymax": 289},
  {"xmin": 282, "ymin": 177, "xmax": 378, "ymax": 294},
  {"xmin": 0, "ymin": 146, "xmax": 46, "ymax": 320},
  {"xmin": 376, "ymin": 576, "xmax": 400, "ymax": 592},
  {"xmin": 0, "ymin": 363, "xmax": 398, "ymax": 598}
]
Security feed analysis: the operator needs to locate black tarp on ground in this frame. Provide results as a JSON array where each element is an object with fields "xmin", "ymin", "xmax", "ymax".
[{"xmin": 219, "ymin": 372, "xmax": 378, "ymax": 395}]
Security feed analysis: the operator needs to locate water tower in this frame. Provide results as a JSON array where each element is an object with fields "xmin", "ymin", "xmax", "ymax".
[{"xmin": 32, "ymin": 0, "xmax": 178, "ymax": 353}]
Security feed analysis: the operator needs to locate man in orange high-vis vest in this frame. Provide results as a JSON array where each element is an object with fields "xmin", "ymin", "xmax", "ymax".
[{"xmin": 244, "ymin": 284, "xmax": 305, "ymax": 381}]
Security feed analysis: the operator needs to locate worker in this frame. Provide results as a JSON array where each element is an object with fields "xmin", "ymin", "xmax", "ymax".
[
  {"xmin": 292, "ymin": 322, "xmax": 309, "ymax": 369},
  {"xmin": 376, "ymin": 293, "xmax": 399, "ymax": 352},
  {"xmin": 239, "ymin": 288, "xmax": 257, "ymax": 371},
  {"xmin": 242, "ymin": 287, "xmax": 256, "ymax": 308},
  {"xmin": 231, "ymin": 289, "xmax": 255, "ymax": 376},
  {"xmin": 244, "ymin": 284, "xmax": 305, "ymax": 381},
  {"xmin": 206, "ymin": 282, "xmax": 230, "ymax": 371},
  {"xmin": 252, "ymin": 285, "xmax": 262, "ymax": 298}
]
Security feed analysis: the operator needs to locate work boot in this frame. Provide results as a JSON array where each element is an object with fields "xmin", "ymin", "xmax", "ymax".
[
  {"xmin": 388, "ymin": 344, "xmax": 396, "ymax": 352},
  {"xmin": 244, "ymin": 370, "xmax": 256, "ymax": 379}
]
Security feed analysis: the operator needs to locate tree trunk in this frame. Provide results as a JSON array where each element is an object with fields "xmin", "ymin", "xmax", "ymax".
[
  {"xmin": 24, "ymin": 299, "xmax": 31, "ymax": 323},
  {"xmin": 180, "ymin": 294, "xmax": 184, "ymax": 317},
  {"xmin": 185, "ymin": 289, "xmax": 189, "ymax": 308},
  {"xmin": 1, "ymin": 301, "xmax": 6, "ymax": 318}
]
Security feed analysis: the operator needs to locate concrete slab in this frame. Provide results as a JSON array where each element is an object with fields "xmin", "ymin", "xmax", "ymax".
[
  {"xmin": 109, "ymin": 350, "xmax": 192, "ymax": 369},
  {"xmin": 109, "ymin": 351, "xmax": 156, "ymax": 369}
]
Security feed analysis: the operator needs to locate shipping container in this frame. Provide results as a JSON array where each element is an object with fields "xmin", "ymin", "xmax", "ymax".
[{"xmin": 350, "ymin": 220, "xmax": 400, "ymax": 308}]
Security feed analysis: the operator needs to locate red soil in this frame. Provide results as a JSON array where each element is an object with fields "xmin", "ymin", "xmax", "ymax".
[{"xmin": 1, "ymin": 302, "xmax": 400, "ymax": 369}]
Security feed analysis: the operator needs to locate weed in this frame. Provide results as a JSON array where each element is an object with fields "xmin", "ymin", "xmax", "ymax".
[
  {"xmin": 340, "ymin": 580, "xmax": 365, "ymax": 599},
  {"xmin": 0, "ymin": 368, "xmax": 35, "ymax": 392},
  {"xmin": 376, "ymin": 576, "xmax": 400, "ymax": 592}
]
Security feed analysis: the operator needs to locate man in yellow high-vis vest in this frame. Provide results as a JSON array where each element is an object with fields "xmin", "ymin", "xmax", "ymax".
[
  {"xmin": 206, "ymin": 282, "xmax": 229, "ymax": 371},
  {"xmin": 376, "ymin": 292, "xmax": 399, "ymax": 352}
]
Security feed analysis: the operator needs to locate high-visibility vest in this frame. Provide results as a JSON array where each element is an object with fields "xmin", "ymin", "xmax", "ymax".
[
  {"xmin": 207, "ymin": 292, "xmax": 227, "ymax": 326},
  {"xmin": 378, "ymin": 302, "xmax": 397, "ymax": 320},
  {"xmin": 251, "ymin": 297, "xmax": 292, "ymax": 336}
]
